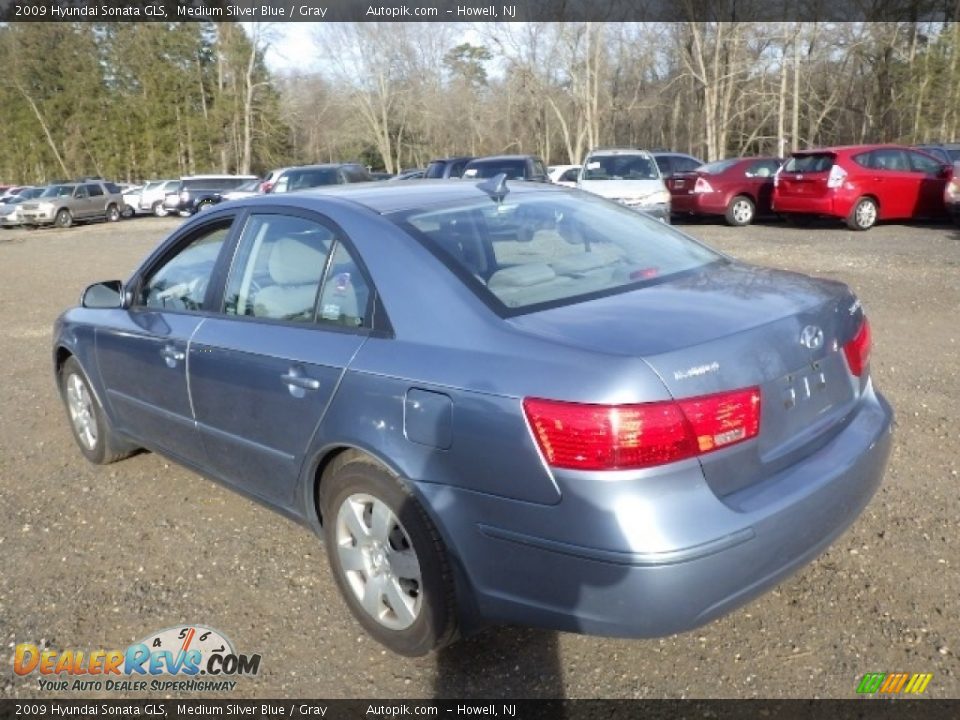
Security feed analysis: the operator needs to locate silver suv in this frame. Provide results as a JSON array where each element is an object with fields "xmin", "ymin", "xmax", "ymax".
[{"xmin": 21, "ymin": 182, "xmax": 124, "ymax": 228}]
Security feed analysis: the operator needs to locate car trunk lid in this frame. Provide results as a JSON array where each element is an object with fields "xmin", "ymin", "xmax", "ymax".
[{"xmin": 508, "ymin": 262, "xmax": 867, "ymax": 497}]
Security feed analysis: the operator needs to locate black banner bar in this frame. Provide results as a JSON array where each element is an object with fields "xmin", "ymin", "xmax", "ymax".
[
  {"xmin": 2, "ymin": 0, "xmax": 959, "ymax": 23},
  {"xmin": 2, "ymin": 700, "xmax": 960, "ymax": 720}
]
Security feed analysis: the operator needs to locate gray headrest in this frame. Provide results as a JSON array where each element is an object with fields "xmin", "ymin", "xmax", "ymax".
[{"xmin": 268, "ymin": 236, "xmax": 327, "ymax": 285}]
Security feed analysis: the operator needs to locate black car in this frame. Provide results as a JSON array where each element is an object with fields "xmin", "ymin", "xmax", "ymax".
[
  {"xmin": 461, "ymin": 155, "xmax": 549, "ymax": 182},
  {"xmin": 163, "ymin": 175, "xmax": 259, "ymax": 215},
  {"xmin": 269, "ymin": 163, "xmax": 373, "ymax": 193},
  {"xmin": 651, "ymin": 151, "xmax": 704, "ymax": 179},
  {"xmin": 424, "ymin": 156, "xmax": 474, "ymax": 179}
]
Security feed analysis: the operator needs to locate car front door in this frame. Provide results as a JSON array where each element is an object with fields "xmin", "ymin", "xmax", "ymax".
[
  {"xmin": 94, "ymin": 217, "xmax": 236, "ymax": 466},
  {"xmin": 187, "ymin": 210, "xmax": 372, "ymax": 507},
  {"xmin": 744, "ymin": 159, "xmax": 781, "ymax": 213},
  {"xmin": 862, "ymin": 148, "xmax": 917, "ymax": 219},
  {"xmin": 69, "ymin": 185, "xmax": 90, "ymax": 219},
  {"xmin": 85, "ymin": 183, "xmax": 105, "ymax": 219}
]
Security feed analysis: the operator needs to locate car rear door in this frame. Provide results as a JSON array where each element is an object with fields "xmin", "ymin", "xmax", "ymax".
[
  {"xmin": 94, "ymin": 216, "xmax": 238, "ymax": 466},
  {"xmin": 187, "ymin": 210, "xmax": 372, "ymax": 507},
  {"xmin": 855, "ymin": 148, "xmax": 917, "ymax": 218}
]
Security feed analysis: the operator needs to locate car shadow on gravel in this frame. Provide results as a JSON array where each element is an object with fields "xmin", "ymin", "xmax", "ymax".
[{"xmin": 432, "ymin": 626, "xmax": 564, "ymax": 699}]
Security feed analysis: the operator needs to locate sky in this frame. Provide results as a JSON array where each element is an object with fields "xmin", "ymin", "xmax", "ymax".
[{"xmin": 258, "ymin": 23, "xmax": 321, "ymax": 72}]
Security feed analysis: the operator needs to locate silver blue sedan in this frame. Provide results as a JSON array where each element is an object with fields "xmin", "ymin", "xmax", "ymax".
[{"xmin": 53, "ymin": 178, "xmax": 893, "ymax": 656}]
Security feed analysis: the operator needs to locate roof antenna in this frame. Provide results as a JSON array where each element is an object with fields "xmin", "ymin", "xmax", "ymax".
[{"xmin": 477, "ymin": 173, "xmax": 509, "ymax": 202}]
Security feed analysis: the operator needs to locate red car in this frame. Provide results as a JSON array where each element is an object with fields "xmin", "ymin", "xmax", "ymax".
[
  {"xmin": 772, "ymin": 144, "xmax": 953, "ymax": 230},
  {"xmin": 668, "ymin": 157, "xmax": 782, "ymax": 226}
]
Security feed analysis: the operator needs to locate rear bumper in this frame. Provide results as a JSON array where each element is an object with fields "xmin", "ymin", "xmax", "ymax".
[
  {"xmin": 423, "ymin": 384, "xmax": 893, "ymax": 637},
  {"xmin": 772, "ymin": 193, "xmax": 844, "ymax": 217}
]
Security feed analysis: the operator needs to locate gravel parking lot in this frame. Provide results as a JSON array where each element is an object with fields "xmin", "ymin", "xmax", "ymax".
[{"xmin": 1, "ymin": 215, "xmax": 958, "ymax": 699}]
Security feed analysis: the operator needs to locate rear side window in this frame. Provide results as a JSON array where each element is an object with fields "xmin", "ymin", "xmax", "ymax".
[
  {"xmin": 86, "ymin": 184, "xmax": 104, "ymax": 197},
  {"xmin": 318, "ymin": 242, "xmax": 371, "ymax": 329},
  {"xmin": 673, "ymin": 156, "xmax": 702, "ymax": 173},
  {"xmin": 853, "ymin": 149, "xmax": 908, "ymax": 171},
  {"xmin": 398, "ymin": 192, "xmax": 719, "ymax": 313},
  {"xmin": 783, "ymin": 154, "xmax": 835, "ymax": 173}
]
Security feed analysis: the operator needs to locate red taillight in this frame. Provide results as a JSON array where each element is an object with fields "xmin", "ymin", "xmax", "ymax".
[
  {"xmin": 693, "ymin": 177, "xmax": 713, "ymax": 194},
  {"xmin": 843, "ymin": 318, "xmax": 872, "ymax": 377},
  {"xmin": 523, "ymin": 387, "xmax": 761, "ymax": 471}
]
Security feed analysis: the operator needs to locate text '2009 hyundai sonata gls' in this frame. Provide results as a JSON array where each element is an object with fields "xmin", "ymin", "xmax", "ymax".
[{"xmin": 54, "ymin": 176, "xmax": 893, "ymax": 656}]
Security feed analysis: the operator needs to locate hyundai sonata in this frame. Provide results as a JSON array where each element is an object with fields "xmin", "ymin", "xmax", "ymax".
[{"xmin": 54, "ymin": 178, "xmax": 893, "ymax": 655}]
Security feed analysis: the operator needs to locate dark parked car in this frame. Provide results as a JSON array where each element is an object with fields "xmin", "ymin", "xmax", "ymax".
[
  {"xmin": 424, "ymin": 156, "xmax": 474, "ymax": 179},
  {"xmin": 773, "ymin": 144, "xmax": 953, "ymax": 230},
  {"xmin": 668, "ymin": 157, "xmax": 782, "ymax": 226},
  {"xmin": 914, "ymin": 143, "xmax": 960, "ymax": 165},
  {"xmin": 55, "ymin": 179, "xmax": 892, "ymax": 656},
  {"xmin": 651, "ymin": 151, "xmax": 704, "ymax": 179},
  {"xmin": 163, "ymin": 175, "xmax": 259, "ymax": 216},
  {"xmin": 462, "ymin": 155, "xmax": 549, "ymax": 182},
  {"xmin": 270, "ymin": 164, "xmax": 372, "ymax": 193}
]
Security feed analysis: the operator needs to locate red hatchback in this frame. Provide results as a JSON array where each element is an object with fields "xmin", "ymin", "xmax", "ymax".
[
  {"xmin": 772, "ymin": 144, "xmax": 953, "ymax": 230},
  {"xmin": 668, "ymin": 157, "xmax": 782, "ymax": 226}
]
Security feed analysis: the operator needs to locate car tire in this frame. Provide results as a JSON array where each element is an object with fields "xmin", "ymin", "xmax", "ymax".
[
  {"xmin": 725, "ymin": 195, "xmax": 755, "ymax": 226},
  {"xmin": 319, "ymin": 451, "xmax": 458, "ymax": 656},
  {"xmin": 196, "ymin": 200, "xmax": 215, "ymax": 212},
  {"xmin": 59, "ymin": 356, "xmax": 136, "ymax": 465},
  {"xmin": 152, "ymin": 201, "xmax": 169, "ymax": 218},
  {"xmin": 846, "ymin": 197, "xmax": 878, "ymax": 231},
  {"xmin": 121, "ymin": 205, "xmax": 135, "ymax": 219},
  {"xmin": 106, "ymin": 204, "xmax": 120, "ymax": 222},
  {"xmin": 55, "ymin": 209, "xmax": 73, "ymax": 228}
]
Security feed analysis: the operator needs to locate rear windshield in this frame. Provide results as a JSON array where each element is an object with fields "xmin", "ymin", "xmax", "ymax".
[
  {"xmin": 783, "ymin": 154, "xmax": 835, "ymax": 173},
  {"xmin": 582, "ymin": 154, "xmax": 659, "ymax": 181},
  {"xmin": 463, "ymin": 160, "xmax": 525, "ymax": 180},
  {"xmin": 699, "ymin": 159, "xmax": 740, "ymax": 175},
  {"xmin": 395, "ymin": 192, "xmax": 720, "ymax": 314},
  {"xmin": 276, "ymin": 168, "xmax": 340, "ymax": 191}
]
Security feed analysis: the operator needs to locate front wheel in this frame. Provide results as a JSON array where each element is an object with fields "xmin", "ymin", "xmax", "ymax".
[
  {"xmin": 725, "ymin": 195, "xmax": 755, "ymax": 226},
  {"xmin": 121, "ymin": 205, "xmax": 135, "ymax": 219},
  {"xmin": 55, "ymin": 209, "xmax": 73, "ymax": 228},
  {"xmin": 152, "ymin": 201, "xmax": 169, "ymax": 218},
  {"xmin": 846, "ymin": 197, "xmax": 878, "ymax": 231},
  {"xmin": 59, "ymin": 356, "xmax": 136, "ymax": 464},
  {"xmin": 319, "ymin": 452, "xmax": 458, "ymax": 656}
]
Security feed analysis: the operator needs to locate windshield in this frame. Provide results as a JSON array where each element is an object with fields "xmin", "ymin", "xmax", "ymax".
[
  {"xmin": 40, "ymin": 185, "xmax": 74, "ymax": 198},
  {"xmin": 463, "ymin": 160, "xmax": 525, "ymax": 180},
  {"xmin": 582, "ymin": 155, "xmax": 659, "ymax": 181},
  {"xmin": 396, "ymin": 192, "xmax": 719, "ymax": 313},
  {"xmin": 425, "ymin": 161, "xmax": 447, "ymax": 179}
]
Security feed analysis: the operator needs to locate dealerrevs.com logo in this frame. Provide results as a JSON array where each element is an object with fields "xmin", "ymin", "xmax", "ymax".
[{"xmin": 13, "ymin": 625, "xmax": 261, "ymax": 693}]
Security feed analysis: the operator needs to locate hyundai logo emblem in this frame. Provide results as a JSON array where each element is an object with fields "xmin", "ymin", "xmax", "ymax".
[{"xmin": 800, "ymin": 325, "xmax": 824, "ymax": 350}]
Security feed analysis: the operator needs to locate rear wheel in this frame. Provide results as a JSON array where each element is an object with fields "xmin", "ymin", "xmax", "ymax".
[
  {"xmin": 59, "ymin": 356, "xmax": 136, "ymax": 465},
  {"xmin": 105, "ymin": 204, "xmax": 120, "ymax": 222},
  {"xmin": 55, "ymin": 209, "xmax": 72, "ymax": 228},
  {"xmin": 152, "ymin": 201, "xmax": 169, "ymax": 218},
  {"xmin": 846, "ymin": 197, "xmax": 878, "ymax": 231},
  {"xmin": 319, "ymin": 452, "xmax": 457, "ymax": 656},
  {"xmin": 725, "ymin": 195, "xmax": 755, "ymax": 226}
]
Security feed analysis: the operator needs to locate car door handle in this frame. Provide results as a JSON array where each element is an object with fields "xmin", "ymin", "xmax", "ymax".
[
  {"xmin": 281, "ymin": 373, "xmax": 320, "ymax": 390},
  {"xmin": 160, "ymin": 345, "xmax": 185, "ymax": 366}
]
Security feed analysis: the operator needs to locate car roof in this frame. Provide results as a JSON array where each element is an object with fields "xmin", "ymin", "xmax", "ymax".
[
  {"xmin": 181, "ymin": 174, "xmax": 258, "ymax": 180},
  {"xmin": 791, "ymin": 143, "xmax": 913, "ymax": 155},
  {"xmin": 233, "ymin": 178, "xmax": 564, "ymax": 215},
  {"xmin": 466, "ymin": 155, "xmax": 534, "ymax": 162},
  {"xmin": 585, "ymin": 148, "xmax": 653, "ymax": 156},
  {"xmin": 430, "ymin": 156, "xmax": 474, "ymax": 163}
]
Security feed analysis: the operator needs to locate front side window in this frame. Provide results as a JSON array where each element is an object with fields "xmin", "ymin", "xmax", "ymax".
[
  {"xmin": 745, "ymin": 160, "xmax": 780, "ymax": 178},
  {"xmin": 398, "ymin": 192, "xmax": 720, "ymax": 313},
  {"xmin": 583, "ymin": 155, "xmax": 659, "ymax": 181},
  {"xmin": 560, "ymin": 168, "xmax": 580, "ymax": 182},
  {"xmin": 908, "ymin": 151, "xmax": 942, "ymax": 174},
  {"xmin": 140, "ymin": 223, "xmax": 231, "ymax": 311},
  {"xmin": 224, "ymin": 214, "xmax": 335, "ymax": 323},
  {"xmin": 40, "ymin": 185, "xmax": 72, "ymax": 198}
]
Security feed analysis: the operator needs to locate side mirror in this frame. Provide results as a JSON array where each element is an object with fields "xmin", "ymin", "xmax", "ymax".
[
  {"xmin": 81, "ymin": 280, "xmax": 125, "ymax": 309},
  {"xmin": 939, "ymin": 165, "xmax": 953, "ymax": 178}
]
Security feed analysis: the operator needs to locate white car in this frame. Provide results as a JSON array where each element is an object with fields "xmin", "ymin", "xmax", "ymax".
[
  {"xmin": 577, "ymin": 148, "xmax": 671, "ymax": 222},
  {"xmin": 121, "ymin": 186, "xmax": 143, "ymax": 218},
  {"xmin": 138, "ymin": 179, "xmax": 180, "ymax": 217},
  {"xmin": 547, "ymin": 164, "xmax": 581, "ymax": 188}
]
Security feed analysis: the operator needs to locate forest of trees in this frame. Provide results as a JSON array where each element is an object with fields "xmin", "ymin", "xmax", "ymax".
[{"xmin": 2, "ymin": 19, "xmax": 960, "ymax": 184}]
